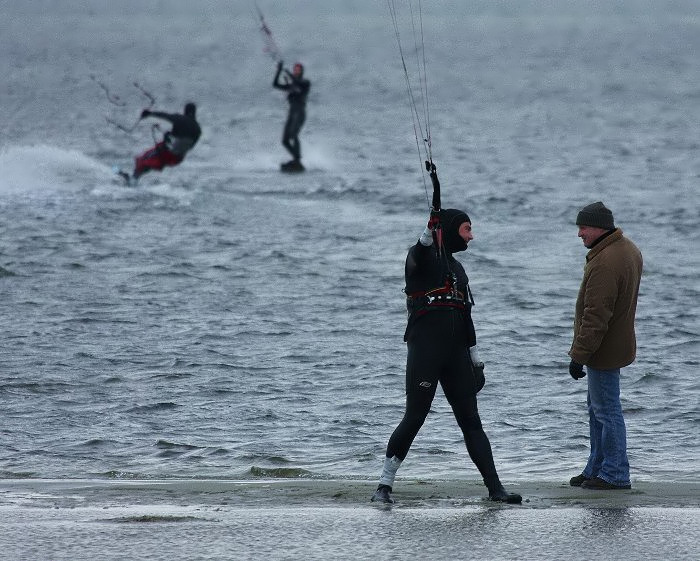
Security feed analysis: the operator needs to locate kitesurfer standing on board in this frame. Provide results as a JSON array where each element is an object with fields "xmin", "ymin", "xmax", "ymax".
[
  {"xmin": 273, "ymin": 61, "xmax": 310, "ymax": 172},
  {"xmin": 119, "ymin": 102, "xmax": 201, "ymax": 184},
  {"xmin": 370, "ymin": 163, "xmax": 522, "ymax": 505}
]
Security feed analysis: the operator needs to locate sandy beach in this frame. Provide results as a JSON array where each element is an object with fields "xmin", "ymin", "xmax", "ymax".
[
  {"xmin": 2, "ymin": 477, "xmax": 698, "ymax": 509},
  {"xmin": 2, "ymin": 478, "xmax": 698, "ymax": 560}
]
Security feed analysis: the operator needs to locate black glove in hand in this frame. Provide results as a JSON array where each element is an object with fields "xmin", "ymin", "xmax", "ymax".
[
  {"xmin": 140, "ymin": 109, "xmax": 151, "ymax": 119},
  {"xmin": 424, "ymin": 160, "xmax": 436, "ymax": 173},
  {"xmin": 569, "ymin": 360, "xmax": 586, "ymax": 380},
  {"xmin": 473, "ymin": 362, "xmax": 485, "ymax": 393}
]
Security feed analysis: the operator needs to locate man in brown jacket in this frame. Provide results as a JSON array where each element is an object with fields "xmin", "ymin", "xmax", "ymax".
[{"xmin": 568, "ymin": 201, "xmax": 643, "ymax": 490}]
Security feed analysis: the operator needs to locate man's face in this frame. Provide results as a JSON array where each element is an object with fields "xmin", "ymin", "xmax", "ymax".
[
  {"xmin": 578, "ymin": 225, "xmax": 608, "ymax": 248},
  {"xmin": 458, "ymin": 221, "xmax": 473, "ymax": 247}
]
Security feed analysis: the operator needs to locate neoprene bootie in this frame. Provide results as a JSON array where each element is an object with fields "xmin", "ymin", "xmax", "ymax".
[
  {"xmin": 370, "ymin": 484, "xmax": 394, "ymax": 504},
  {"xmin": 488, "ymin": 483, "xmax": 522, "ymax": 504}
]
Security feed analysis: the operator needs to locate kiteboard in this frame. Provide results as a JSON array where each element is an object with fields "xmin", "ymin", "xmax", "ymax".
[
  {"xmin": 280, "ymin": 160, "xmax": 305, "ymax": 173},
  {"xmin": 112, "ymin": 166, "xmax": 132, "ymax": 186}
]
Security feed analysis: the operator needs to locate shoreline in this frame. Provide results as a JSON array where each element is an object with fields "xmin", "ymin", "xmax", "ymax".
[
  {"xmin": 3, "ymin": 478, "xmax": 698, "ymax": 561},
  {"xmin": 1, "ymin": 478, "xmax": 698, "ymax": 510}
]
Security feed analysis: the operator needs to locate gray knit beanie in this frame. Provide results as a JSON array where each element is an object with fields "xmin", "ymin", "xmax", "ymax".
[{"xmin": 576, "ymin": 201, "xmax": 615, "ymax": 230}]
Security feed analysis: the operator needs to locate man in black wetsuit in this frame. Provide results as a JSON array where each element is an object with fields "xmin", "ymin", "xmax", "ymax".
[
  {"xmin": 371, "ymin": 165, "xmax": 521, "ymax": 505},
  {"xmin": 273, "ymin": 61, "xmax": 310, "ymax": 172},
  {"xmin": 124, "ymin": 102, "xmax": 201, "ymax": 183}
]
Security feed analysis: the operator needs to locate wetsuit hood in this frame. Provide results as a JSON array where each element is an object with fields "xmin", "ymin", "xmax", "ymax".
[{"xmin": 440, "ymin": 208, "xmax": 471, "ymax": 254}]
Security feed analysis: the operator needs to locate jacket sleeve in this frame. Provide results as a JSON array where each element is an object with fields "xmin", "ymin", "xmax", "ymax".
[{"xmin": 569, "ymin": 264, "xmax": 617, "ymax": 364}]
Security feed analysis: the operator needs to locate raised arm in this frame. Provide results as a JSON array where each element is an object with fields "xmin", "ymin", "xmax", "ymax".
[{"xmin": 273, "ymin": 61, "xmax": 288, "ymax": 90}]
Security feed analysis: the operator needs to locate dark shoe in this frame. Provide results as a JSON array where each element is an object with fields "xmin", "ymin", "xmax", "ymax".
[
  {"xmin": 581, "ymin": 477, "xmax": 631, "ymax": 490},
  {"xmin": 569, "ymin": 473, "xmax": 590, "ymax": 487},
  {"xmin": 370, "ymin": 484, "xmax": 394, "ymax": 504},
  {"xmin": 488, "ymin": 485, "xmax": 522, "ymax": 504}
]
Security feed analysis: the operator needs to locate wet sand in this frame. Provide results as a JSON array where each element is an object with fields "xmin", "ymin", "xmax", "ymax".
[
  {"xmin": 2, "ymin": 477, "xmax": 697, "ymax": 508},
  {"xmin": 2, "ymin": 479, "xmax": 698, "ymax": 560}
]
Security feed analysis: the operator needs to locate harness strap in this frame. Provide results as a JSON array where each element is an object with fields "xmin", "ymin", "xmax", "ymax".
[
  {"xmin": 406, "ymin": 276, "xmax": 457, "ymax": 300},
  {"xmin": 406, "ymin": 291, "xmax": 469, "ymax": 316},
  {"xmin": 403, "ymin": 291, "xmax": 471, "ymax": 342}
]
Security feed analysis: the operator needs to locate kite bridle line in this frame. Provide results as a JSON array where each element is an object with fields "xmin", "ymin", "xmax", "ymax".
[
  {"xmin": 388, "ymin": 1, "xmax": 446, "ymax": 258},
  {"xmin": 91, "ymin": 75, "xmax": 156, "ymax": 134}
]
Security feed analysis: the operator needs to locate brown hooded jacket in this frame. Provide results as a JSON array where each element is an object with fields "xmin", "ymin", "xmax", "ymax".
[{"xmin": 569, "ymin": 229, "xmax": 643, "ymax": 369}]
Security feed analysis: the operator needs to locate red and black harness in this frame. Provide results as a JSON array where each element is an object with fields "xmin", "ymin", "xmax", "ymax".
[{"xmin": 406, "ymin": 277, "xmax": 474, "ymax": 316}]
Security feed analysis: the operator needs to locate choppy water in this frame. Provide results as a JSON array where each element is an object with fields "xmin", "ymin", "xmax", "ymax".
[{"xmin": 1, "ymin": 0, "xmax": 698, "ymax": 495}]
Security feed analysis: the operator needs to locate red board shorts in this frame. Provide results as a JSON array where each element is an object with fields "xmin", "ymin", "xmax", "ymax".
[{"xmin": 134, "ymin": 141, "xmax": 184, "ymax": 176}]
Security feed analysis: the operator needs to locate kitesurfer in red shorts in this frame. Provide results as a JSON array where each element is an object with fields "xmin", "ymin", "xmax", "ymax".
[{"xmin": 131, "ymin": 102, "xmax": 201, "ymax": 181}]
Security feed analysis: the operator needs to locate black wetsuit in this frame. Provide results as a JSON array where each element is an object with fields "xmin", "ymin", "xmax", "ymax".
[
  {"xmin": 146, "ymin": 111, "xmax": 201, "ymax": 156},
  {"xmin": 273, "ymin": 67, "xmax": 310, "ymax": 161},
  {"xmin": 384, "ymin": 234, "xmax": 501, "ymax": 488},
  {"xmin": 133, "ymin": 109, "xmax": 201, "ymax": 180}
]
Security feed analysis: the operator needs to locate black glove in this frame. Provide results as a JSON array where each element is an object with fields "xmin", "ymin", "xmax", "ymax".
[
  {"xmin": 140, "ymin": 109, "xmax": 151, "ymax": 119},
  {"xmin": 473, "ymin": 362, "xmax": 485, "ymax": 393},
  {"xmin": 424, "ymin": 160, "xmax": 440, "ymax": 193},
  {"xmin": 569, "ymin": 360, "xmax": 586, "ymax": 380}
]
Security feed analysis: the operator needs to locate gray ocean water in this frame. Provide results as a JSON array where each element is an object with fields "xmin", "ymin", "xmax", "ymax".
[{"xmin": 1, "ymin": 1, "xmax": 699, "ymax": 559}]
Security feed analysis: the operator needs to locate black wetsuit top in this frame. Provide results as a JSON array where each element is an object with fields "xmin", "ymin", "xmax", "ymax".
[
  {"xmin": 404, "ymin": 241, "xmax": 476, "ymax": 346},
  {"xmin": 147, "ymin": 111, "xmax": 202, "ymax": 156},
  {"xmin": 273, "ymin": 68, "xmax": 311, "ymax": 110}
]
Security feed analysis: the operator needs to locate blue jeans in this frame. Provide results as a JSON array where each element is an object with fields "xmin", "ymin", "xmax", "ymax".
[{"xmin": 582, "ymin": 367, "xmax": 630, "ymax": 486}]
